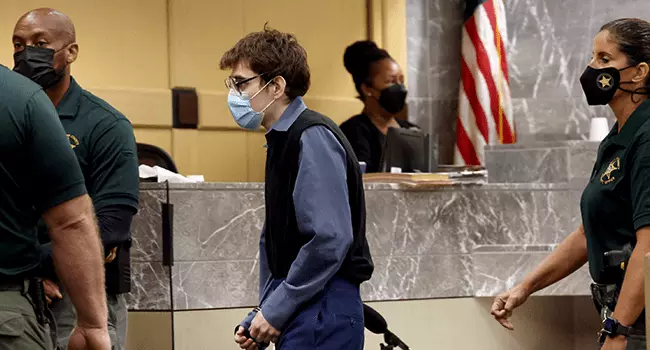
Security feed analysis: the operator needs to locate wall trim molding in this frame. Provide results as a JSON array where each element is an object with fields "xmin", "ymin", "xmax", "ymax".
[{"xmin": 87, "ymin": 87, "xmax": 172, "ymax": 127}]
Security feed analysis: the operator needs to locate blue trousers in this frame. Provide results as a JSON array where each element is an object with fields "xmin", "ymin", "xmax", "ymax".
[{"xmin": 274, "ymin": 277, "xmax": 364, "ymax": 350}]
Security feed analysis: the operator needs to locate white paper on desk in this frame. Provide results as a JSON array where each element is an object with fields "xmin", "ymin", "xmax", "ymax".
[
  {"xmin": 138, "ymin": 165, "xmax": 204, "ymax": 183},
  {"xmin": 138, "ymin": 164, "xmax": 158, "ymax": 179}
]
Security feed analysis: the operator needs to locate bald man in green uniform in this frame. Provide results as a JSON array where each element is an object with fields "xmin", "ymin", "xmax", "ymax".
[
  {"xmin": 12, "ymin": 8, "xmax": 140, "ymax": 350},
  {"xmin": 0, "ymin": 65, "xmax": 110, "ymax": 349}
]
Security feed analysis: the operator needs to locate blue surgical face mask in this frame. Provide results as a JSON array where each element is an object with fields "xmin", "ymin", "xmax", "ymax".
[{"xmin": 227, "ymin": 80, "xmax": 275, "ymax": 130}]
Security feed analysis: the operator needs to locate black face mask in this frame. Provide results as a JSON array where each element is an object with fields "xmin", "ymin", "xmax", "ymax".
[
  {"xmin": 376, "ymin": 84, "xmax": 407, "ymax": 114},
  {"xmin": 579, "ymin": 65, "xmax": 647, "ymax": 105},
  {"xmin": 13, "ymin": 46, "xmax": 66, "ymax": 90}
]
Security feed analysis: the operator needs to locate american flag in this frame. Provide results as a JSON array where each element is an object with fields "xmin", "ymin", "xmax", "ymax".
[{"xmin": 454, "ymin": 0, "xmax": 516, "ymax": 166}]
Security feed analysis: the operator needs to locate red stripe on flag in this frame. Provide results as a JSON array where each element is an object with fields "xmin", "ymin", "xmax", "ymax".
[
  {"xmin": 460, "ymin": 57, "xmax": 489, "ymax": 141},
  {"xmin": 456, "ymin": 118, "xmax": 481, "ymax": 166},
  {"xmin": 498, "ymin": 35, "xmax": 510, "ymax": 82},
  {"xmin": 465, "ymin": 15, "xmax": 513, "ymax": 143},
  {"xmin": 482, "ymin": 0, "xmax": 510, "ymax": 83}
]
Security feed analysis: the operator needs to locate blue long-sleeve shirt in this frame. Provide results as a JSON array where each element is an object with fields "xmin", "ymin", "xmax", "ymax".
[{"xmin": 240, "ymin": 97, "xmax": 354, "ymax": 332}]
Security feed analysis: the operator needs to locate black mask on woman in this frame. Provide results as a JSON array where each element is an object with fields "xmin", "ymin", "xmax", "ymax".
[
  {"xmin": 579, "ymin": 65, "xmax": 648, "ymax": 105},
  {"xmin": 13, "ymin": 46, "xmax": 66, "ymax": 90},
  {"xmin": 376, "ymin": 84, "xmax": 407, "ymax": 114}
]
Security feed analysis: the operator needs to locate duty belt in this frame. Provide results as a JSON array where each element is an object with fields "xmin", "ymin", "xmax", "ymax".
[{"xmin": 591, "ymin": 283, "xmax": 645, "ymax": 336}]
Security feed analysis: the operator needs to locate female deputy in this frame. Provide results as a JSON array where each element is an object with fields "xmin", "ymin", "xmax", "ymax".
[
  {"xmin": 491, "ymin": 18, "xmax": 650, "ymax": 350},
  {"xmin": 340, "ymin": 41, "xmax": 419, "ymax": 173}
]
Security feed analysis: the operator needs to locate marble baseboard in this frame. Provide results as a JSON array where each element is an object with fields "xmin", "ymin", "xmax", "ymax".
[
  {"xmin": 168, "ymin": 255, "xmax": 473, "ymax": 310},
  {"xmin": 160, "ymin": 250, "xmax": 589, "ymax": 310},
  {"xmin": 361, "ymin": 254, "xmax": 473, "ymax": 301},
  {"xmin": 127, "ymin": 262, "xmax": 171, "ymax": 311},
  {"xmin": 473, "ymin": 252, "xmax": 591, "ymax": 297}
]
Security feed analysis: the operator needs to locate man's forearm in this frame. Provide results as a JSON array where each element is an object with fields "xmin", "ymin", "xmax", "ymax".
[
  {"xmin": 521, "ymin": 227, "xmax": 588, "ymax": 293},
  {"xmin": 611, "ymin": 245, "xmax": 646, "ymax": 326},
  {"xmin": 49, "ymin": 202, "xmax": 107, "ymax": 328}
]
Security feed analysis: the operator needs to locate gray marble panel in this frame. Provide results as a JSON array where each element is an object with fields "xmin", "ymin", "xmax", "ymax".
[
  {"xmin": 428, "ymin": 65, "xmax": 461, "ymax": 102},
  {"xmin": 473, "ymin": 252, "xmax": 591, "ymax": 297},
  {"xmin": 427, "ymin": 18, "xmax": 462, "ymax": 69},
  {"xmin": 172, "ymin": 260, "xmax": 258, "ymax": 310},
  {"xmin": 512, "ymin": 97, "xmax": 610, "ymax": 143},
  {"xmin": 569, "ymin": 142, "xmax": 599, "ymax": 187},
  {"xmin": 589, "ymin": 0, "xmax": 650, "ymax": 32},
  {"xmin": 470, "ymin": 189, "xmax": 581, "ymax": 247},
  {"xmin": 485, "ymin": 140, "xmax": 594, "ymax": 150},
  {"xmin": 428, "ymin": 0, "xmax": 465, "ymax": 22},
  {"xmin": 431, "ymin": 99, "xmax": 458, "ymax": 165},
  {"xmin": 406, "ymin": 0, "xmax": 428, "ymax": 20},
  {"xmin": 406, "ymin": 19, "xmax": 431, "ymax": 100},
  {"xmin": 485, "ymin": 148, "xmax": 568, "ymax": 184},
  {"xmin": 171, "ymin": 190, "xmax": 265, "ymax": 261},
  {"xmin": 426, "ymin": 20, "xmax": 462, "ymax": 102},
  {"xmin": 505, "ymin": 0, "xmax": 592, "ymax": 100},
  {"xmin": 361, "ymin": 254, "xmax": 473, "ymax": 301},
  {"xmin": 407, "ymin": 99, "xmax": 432, "ymax": 137},
  {"xmin": 127, "ymin": 262, "xmax": 171, "ymax": 310},
  {"xmin": 167, "ymin": 182, "xmax": 264, "ymax": 190},
  {"xmin": 365, "ymin": 190, "xmax": 471, "ymax": 256},
  {"xmin": 485, "ymin": 141, "xmax": 598, "ymax": 185},
  {"xmin": 366, "ymin": 187, "xmax": 579, "ymax": 256},
  {"xmin": 131, "ymin": 190, "xmax": 165, "ymax": 262},
  {"xmin": 473, "ymin": 244, "xmax": 556, "ymax": 253}
]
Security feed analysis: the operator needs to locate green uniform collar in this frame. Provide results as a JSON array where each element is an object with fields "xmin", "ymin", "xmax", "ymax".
[
  {"xmin": 56, "ymin": 77, "xmax": 82, "ymax": 119},
  {"xmin": 611, "ymin": 99, "xmax": 650, "ymax": 146}
]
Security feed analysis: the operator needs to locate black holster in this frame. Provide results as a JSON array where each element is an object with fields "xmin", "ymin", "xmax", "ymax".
[
  {"xmin": 23, "ymin": 278, "xmax": 58, "ymax": 347},
  {"xmin": 592, "ymin": 243, "xmax": 634, "ymax": 314},
  {"xmin": 591, "ymin": 243, "xmax": 645, "ymax": 334},
  {"xmin": 24, "ymin": 278, "xmax": 48, "ymax": 326},
  {"xmin": 105, "ymin": 240, "xmax": 131, "ymax": 295},
  {"xmin": 590, "ymin": 282, "xmax": 619, "ymax": 316}
]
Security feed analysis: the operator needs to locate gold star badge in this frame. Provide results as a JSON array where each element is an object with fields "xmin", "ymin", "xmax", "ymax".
[
  {"xmin": 599, "ymin": 75, "xmax": 612, "ymax": 88},
  {"xmin": 67, "ymin": 134, "xmax": 79, "ymax": 149}
]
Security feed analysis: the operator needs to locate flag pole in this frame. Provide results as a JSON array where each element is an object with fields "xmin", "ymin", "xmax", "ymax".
[{"xmin": 494, "ymin": 0, "xmax": 504, "ymax": 144}]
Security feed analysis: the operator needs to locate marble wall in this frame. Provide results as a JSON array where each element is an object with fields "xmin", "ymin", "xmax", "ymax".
[
  {"xmin": 127, "ymin": 190, "xmax": 171, "ymax": 310},
  {"xmin": 128, "ymin": 179, "xmax": 594, "ymax": 311},
  {"xmin": 406, "ymin": 0, "xmax": 650, "ymax": 164}
]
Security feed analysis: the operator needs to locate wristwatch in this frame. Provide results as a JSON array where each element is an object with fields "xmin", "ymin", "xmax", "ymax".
[{"xmin": 599, "ymin": 316, "xmax": 633, "ymax": 342}]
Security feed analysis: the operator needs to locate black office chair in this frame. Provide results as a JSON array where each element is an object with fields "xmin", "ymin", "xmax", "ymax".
[{"xmin": 136, "ymin": 143, "xmax": 178, "ymax": 173}]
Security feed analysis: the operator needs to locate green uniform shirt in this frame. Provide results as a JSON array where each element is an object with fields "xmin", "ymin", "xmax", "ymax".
[
  {"xmin": 56, "ymin": 77, "xmax": 139, "ymax": 213},
  {"xmin": 0, "ymin": 65, "xmax": 87, "ymax": 276},
  {"xmin": 581, "ymin": 99, "xmax": 650, "ymax": 284}
]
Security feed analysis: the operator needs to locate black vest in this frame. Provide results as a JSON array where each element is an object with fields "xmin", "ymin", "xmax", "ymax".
[{"xmin": 264, "ymin": 109, "xmax": 373, "ymax": 285}]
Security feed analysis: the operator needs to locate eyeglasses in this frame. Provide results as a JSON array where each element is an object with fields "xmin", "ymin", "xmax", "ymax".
[{"xmin": 224, "ymin": 73, "xmax": 267, "ymax": 95}]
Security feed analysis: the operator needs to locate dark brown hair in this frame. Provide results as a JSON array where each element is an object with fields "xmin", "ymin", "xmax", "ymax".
[
  {"xmin": 343, "ymin": 40, "xmax": 392, "ymax": 100},
  {"xmin": 601, "ymin": 18, "xmax": 650, "ymax": 93},
  {"xmin": 220, "ymin": 25, "xmax": 310, "ymax": 100}
]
